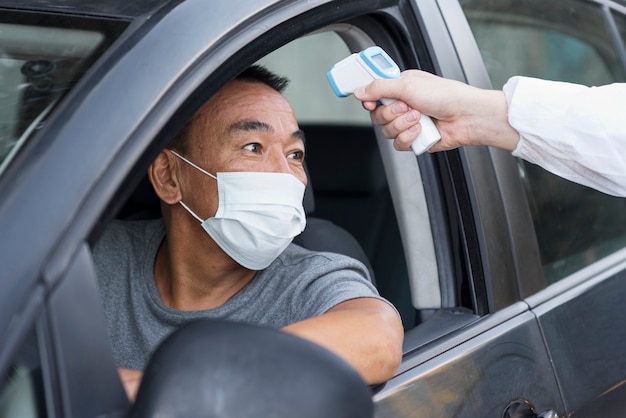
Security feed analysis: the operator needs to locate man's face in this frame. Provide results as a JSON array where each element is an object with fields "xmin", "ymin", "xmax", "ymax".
[{"xmin": 175, "ymin": 80, "xmax": 306, "ymax": 219}]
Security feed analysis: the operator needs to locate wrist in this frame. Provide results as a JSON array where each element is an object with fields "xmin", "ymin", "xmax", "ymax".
[{"xmin": 472, "ymin": 90, "xmax": 519, "ymax": 151}]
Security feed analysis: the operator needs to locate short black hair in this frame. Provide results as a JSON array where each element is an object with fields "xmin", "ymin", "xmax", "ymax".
[
  {"xmin": 236, "ymin": 65, "xmax": 290, "ymax": 93},
  {"xmin": 169, "ymin": 65, "xmax": 290, "ymax": 153}
]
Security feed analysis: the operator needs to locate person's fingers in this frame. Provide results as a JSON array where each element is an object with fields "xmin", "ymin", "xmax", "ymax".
[
  {"xmin": 361, "ymin": 100, "xmax": 378, "ymax": 111},
  {"xmin": 369, "ymin": 101, "xmax": 410, "ymax": 125},
  {"xmin": 379, "ymin": 108, "xmax": 420, "ymax": 139},
  {"xmin": 354, "ymin": 77, "xmax": 406, "ymax": 103},
  {"xmin": 392, "ymin": 125, "xmax": 421, "ymax": 151}
]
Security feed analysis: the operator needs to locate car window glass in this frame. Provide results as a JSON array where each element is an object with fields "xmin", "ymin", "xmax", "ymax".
[
  {"xmin": 0, "ymin": 329, "xmax": 46, "ymax": 418},
  {"xmin": 613, "ymin": 10, "xmax": 626, "ymax": 51},
  {"xmin": 0, "ymin": 15, "xmax": 127, "ymax": 178},
  {"xmin": 460, "ymin": 0, "xmax": 626, "ymax": 284},
  {"xmin": 460, "ymin": 0, "xmax": 625, "ymax": 88}
]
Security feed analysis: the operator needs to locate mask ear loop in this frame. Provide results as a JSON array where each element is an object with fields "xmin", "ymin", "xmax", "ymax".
[
  {"xmin": 169, "ymin": 149, "xmax": 217, "ymax": 180},
  {"xmin": 178, "ymin": 201, "xmax": 204, "ymax": 223},
  {"xmin": 168, "ymin": 149, "xmax": 216, "ymax": 223}
]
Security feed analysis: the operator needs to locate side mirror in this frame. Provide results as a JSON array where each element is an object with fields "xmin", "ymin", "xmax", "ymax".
[{"xmin": 131, "ymin": 319, "xmax": 373, "ymax": 418}]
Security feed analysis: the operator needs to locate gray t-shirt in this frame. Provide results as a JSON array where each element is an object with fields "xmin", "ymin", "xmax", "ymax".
[{"xmin": 93, "ymin": 219, "xmax": 384, "ymax": 370}]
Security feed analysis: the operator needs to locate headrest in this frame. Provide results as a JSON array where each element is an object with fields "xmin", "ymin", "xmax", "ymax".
[{"xmin": 301, "ymin": 125, "xmax": 386, "ymax": 195}]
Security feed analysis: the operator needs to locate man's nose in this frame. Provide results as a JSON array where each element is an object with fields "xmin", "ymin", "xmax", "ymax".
[{"xmin": 267, "ymin": 149, "xmax": 292, "ymax": 174}]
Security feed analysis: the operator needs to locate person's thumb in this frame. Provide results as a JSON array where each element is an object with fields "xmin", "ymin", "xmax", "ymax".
[{"xmin": 354, "ymin": 78, "xmax": 402, "ymax": 102}]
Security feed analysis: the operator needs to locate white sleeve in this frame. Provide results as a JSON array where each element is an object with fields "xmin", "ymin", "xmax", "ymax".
[{"xmin": 504, "ymin": 76, "xmax": 626, "ymax": 197}]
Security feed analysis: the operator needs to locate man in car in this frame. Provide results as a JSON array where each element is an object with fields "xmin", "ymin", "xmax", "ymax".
[{"xmin": 93, "ymin": 65, "xmax": 403, "ymax": 401}]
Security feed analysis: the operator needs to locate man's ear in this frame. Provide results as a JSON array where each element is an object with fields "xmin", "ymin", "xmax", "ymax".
[{"xmin": 148, "ymin": 150, "xmax": 181, "ymax": 205}]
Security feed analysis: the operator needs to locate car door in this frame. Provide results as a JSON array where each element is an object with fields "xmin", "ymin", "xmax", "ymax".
[{"xmin": 460, "ymin": 0, "xmax": 626, "ymax": 416}]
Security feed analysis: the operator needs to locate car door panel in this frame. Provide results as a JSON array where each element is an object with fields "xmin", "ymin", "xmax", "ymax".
[
  {"xmin": 530, "ymin": 254, "xmax": 626, "ymax": 417},
  {"xmin": 45, "ymin": 244, "xmax": 128, "ymax": 417},
  {"xmin": 375, "ymin": 307, "xmax": 564, "ymax": 417}
]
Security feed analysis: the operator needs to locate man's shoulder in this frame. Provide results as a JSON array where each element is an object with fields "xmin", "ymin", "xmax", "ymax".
[
  {"xmin": 270, "ymin": 243, "xmax": 372, "ymax": 282},
  {"xmin": 277, "ymin": 243, "xmax": 362, "ymax": 266},
  {"xmin": 255, "ymin": 244, "xmax": 381, "ymax": 319},
  {"xmin": 93, "ymin": 219, "xmax": 164, "ymax": 258},
  {"xmin": 92, "ymin": 219, "xmax": 165, "ymax": 293},
  {"xmin": 100, "ymin": 218, "xmax": 163, "ymax": 240}
]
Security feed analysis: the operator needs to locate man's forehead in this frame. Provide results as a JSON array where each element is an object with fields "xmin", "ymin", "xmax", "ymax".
[
  {"xmin": 182, "ymin": 82, "xmax": 302, "ymax": 154},
  {"xmin": 204, "ymin": 80, "xmax": 287, "ymax": 114}
]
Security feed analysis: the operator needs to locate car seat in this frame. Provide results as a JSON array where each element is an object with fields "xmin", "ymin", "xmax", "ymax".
[
  {"xmin": 299, "ymin": 124, "xmax": 413, "ymax": 328},
  {"xmin": 294, "ymin": 166, "xmax": 375, "ymax": 283}
]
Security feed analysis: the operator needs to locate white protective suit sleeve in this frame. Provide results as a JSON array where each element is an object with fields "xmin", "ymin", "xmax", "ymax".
[{"xmin": 504, "ymin": 76, "xmax": 626, "ymax": 197}]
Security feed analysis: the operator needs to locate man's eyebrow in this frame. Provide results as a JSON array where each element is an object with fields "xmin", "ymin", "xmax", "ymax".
[
  {"xmin": 293, "ymin": 129, "xmax": 306, "ymax": 144},
  {"xmin": 229, "ymin": 120, "xmax": 273, "ymax": 133},
  {"xmin": 229, "ymin": 120, "xmax": 305, "ymax": 144}
]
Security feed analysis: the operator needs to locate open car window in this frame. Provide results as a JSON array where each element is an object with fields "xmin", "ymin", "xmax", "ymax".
[
  {"xmin": 259, "ymin": 31, "xmax": 417, "ymax": 329},
  {"xmin": 258, "ymin": 28, "xmax": 472, "ymax": 333}
]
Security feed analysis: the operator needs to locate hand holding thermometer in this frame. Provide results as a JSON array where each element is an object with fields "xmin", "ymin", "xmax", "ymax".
[{"xmin": 326, "ymin": 46, "xmax": 440, "ymax": 155}]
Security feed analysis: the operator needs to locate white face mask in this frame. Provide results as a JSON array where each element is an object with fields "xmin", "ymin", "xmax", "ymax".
[{"xmin": 170, "ymin": 150, "xmax": 306, "ymax": 270}]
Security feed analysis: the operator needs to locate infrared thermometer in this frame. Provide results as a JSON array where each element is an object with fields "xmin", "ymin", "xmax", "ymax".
[{"xmin": 327, "ymin": 46, "xmax": 440, "ymax": 155}]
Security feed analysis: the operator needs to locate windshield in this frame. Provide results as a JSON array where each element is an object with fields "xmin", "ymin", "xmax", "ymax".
[{"xmin": 0, "ymin": 12, "xmax": 128, "ymax": 176}]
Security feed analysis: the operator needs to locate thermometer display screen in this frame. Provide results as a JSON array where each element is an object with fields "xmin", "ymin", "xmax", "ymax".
[{"xmin": 371, "ymin": 53, "xmax": 393, "ymax": 70}]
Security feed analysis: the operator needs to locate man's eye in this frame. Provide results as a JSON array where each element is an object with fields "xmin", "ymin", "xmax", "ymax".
[
  {"xmin": 287, "ymin": 150, "xmax": 304, "ymax": 161},
  {"xmin": 243, "ymin": 143, "xmax": 261, "ymax": 152}
]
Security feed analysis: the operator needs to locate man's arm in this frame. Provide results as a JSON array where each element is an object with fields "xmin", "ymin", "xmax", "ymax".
[
  {"xmin": 117, "ymin": 297, "xmax": 403, "ymax": 401},
  {"xmin": 282, "ymin": 297, "xmax": 404, "ymax": 385}
]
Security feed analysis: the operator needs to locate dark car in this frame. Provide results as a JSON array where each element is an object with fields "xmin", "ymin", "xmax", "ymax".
[{"xmin": 2, "ymin": 0, "xmax": 626, "ymax": 416}]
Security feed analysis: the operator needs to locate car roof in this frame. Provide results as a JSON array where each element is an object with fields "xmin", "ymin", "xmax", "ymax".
[{"xmin": 0, "ymin": 0, "xmax": 174, "ymax": 18}]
